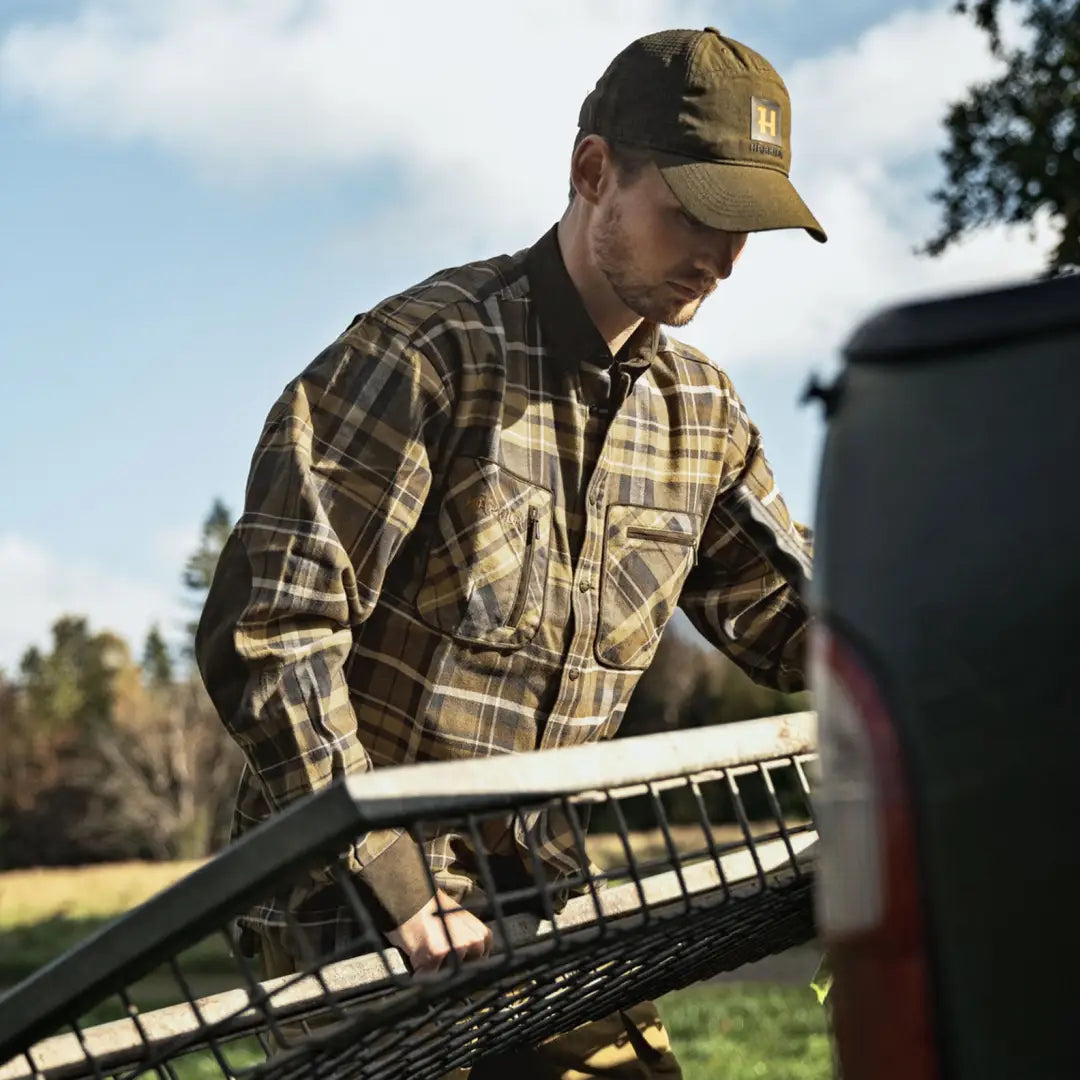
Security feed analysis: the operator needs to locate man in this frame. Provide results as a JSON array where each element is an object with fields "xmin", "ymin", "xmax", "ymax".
[{"xmin": 197, "ymin": 26, "xmax": 824, "ymax": 1079}]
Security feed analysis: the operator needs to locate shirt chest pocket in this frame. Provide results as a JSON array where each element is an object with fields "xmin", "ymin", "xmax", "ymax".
[
  {"xmin": 596, "ymin": 504, "xmax": 701, "ymax": 670},
  {"xmin": 416, "ymin": 457, "xmax": 552, "ymax": 649}
]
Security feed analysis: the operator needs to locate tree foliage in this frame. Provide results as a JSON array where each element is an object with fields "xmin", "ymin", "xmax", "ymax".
[
  {"xmin": 620, "ymin": 616, "xmax": 811, "ymax": 740},
  {"xmin": 183, "ymin": 498, "xmax": 233, "ymax": 594},
  {"xmin": 182, "ymin": 498, "xmax": 233, "ymax": 654},
  {"xmin": 141, "ymin": 624, "xmax": 174, "ymax": 687},
  {"xmin": 81, "ymin": 676, "xmax": 241, "ymax": 860},
  {"xmin": 0, "ymin": 500, "xmax": 244, "ymax": 868},
  {"xmin": 924, "ymin": 0, "xmax": 1080, "ymax": 274},
  {"xmin": 18, "ymin": 616, "xmax": 123, "ymax": 737},
  {"xmin": 2, "ymin": 619, "xmax": 134, "ymax": 864}
]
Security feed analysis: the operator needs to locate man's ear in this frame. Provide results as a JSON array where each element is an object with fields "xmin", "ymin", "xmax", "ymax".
[{"xmin": 570, "ymin": 134, "xmax": 611, "ymax": 206}]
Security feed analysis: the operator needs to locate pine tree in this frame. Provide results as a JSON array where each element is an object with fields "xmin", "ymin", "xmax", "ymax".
[
  {"xmin": 18, "ymin": 616, "xmax": 121, "ymax": 735},
  {"xmin": 141, "ymin": 624, "xmax": 174, "ymax": 687},
  {"xmin": 182, "ymin": 498, "xmax": 233, "ymax": 656}
]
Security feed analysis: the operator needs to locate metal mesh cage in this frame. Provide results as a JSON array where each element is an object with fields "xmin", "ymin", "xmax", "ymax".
[{"xmin": 0, "ymin": 712, "xmax": 819, "ymax": 1080}]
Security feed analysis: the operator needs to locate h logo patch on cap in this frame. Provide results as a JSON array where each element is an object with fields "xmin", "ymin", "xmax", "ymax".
[{"xmin": 750, "ymin": 96, "xmax": 782, "ymax": 146}]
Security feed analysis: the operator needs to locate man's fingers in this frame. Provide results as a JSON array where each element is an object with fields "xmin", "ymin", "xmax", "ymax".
[
  {"xmin": 413, "ymin": 933, "xmax": 455, "ymax": 972},
  {"xmin": 390, "ymin": 894, "xmax": 491, "ymax": 974},
  {"xmin": 457, "ymin": 933, "xmax": 489, "ymax": 963},
  {"xmin": 443, "ymin": 913, "xmax": 488, "ymax": 960}
]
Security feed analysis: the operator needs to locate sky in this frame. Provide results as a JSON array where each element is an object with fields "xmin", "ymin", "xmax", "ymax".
[{"xmin": 0, "ymin": 0, "xmax": 1057, "ymax": 672}]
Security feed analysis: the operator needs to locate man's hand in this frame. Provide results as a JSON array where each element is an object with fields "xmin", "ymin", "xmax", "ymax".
[{"xmin": 386, "ymin": 889, "xmax": 493, "ymax": 973}]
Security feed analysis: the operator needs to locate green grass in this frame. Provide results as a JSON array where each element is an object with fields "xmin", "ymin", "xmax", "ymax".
[
  {"xmin": 125, "ymin": 990, "xmax": 833, "ymax": 1080},
  {"xmin": 0, "ymin": 914, "xmax": 236, "ymax": 989},
  {"xmin": 658, "ymin": 984, "xmax": 832, "ymax": 1079},
  {"xmin": 118, "ymin": 989, "xmax": 833, "ymax": 1080},
  {"xmin": 73, "ymin": 988, "xmax": 833, "ymax": 1080},
  {"xmin": 128, "ymin": 1040, "xmax": 267, "ymax": 1080}
]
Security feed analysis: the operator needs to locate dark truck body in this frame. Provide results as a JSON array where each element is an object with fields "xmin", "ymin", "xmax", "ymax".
[{"xmin": 811, "ymin": 273, "xmax": 1080, "ymax": 1077}]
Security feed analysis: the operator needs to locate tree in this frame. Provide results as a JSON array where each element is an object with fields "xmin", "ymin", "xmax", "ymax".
[
  {"xmin": 923, "ymin": 0, "xmax": 1080, "ymax": 274},
  {"xmin": 620, "ymin": 622, "xmax": 711, "ymax": 738},
  {"xmin": 1, "ymin": 614, "xmax": 243, "ymax": 867},
  {"xmin": 18, "ymin": 616, "xmax": 123, "ymax": 737},
  {"xmin": 182, "ymin": 498, "xmax": 233, "ymax": 656},
  {"xmin": 619, "ymin": 614, "xmax": 812, "ymax": 744},
  {"xmin": 1, "ymin": 619, "xmax": 131, "ymax": 866},
  {"xmin": 80, "ymin": 675, "xmax": 243, "ymax": 860},
  {"xmin": 142, "ymin": 624, "xmax": 174, "ymax": 687},
  {"xmin": 0, "ymin": 668, "xmax": 22, "ymax": 813}
]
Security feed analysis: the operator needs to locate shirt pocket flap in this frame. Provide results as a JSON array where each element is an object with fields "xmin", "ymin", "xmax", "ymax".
[
  {"xmin": 596, "ymin": 504, "xmax": 700, "ymax": 670},
  {"xmin": 416, "ymin": 457, "xmax": 552, "ymax": 649}
]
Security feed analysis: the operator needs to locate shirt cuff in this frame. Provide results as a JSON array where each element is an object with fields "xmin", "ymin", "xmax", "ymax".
[{"xmin": 356, "ymin": 829, "xmax": 435, "ymax": 928}]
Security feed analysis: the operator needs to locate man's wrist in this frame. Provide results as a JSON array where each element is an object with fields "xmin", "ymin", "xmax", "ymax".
[{"xmin": 357, "ymin": 830, "xmax": 435, "ymax": 928}]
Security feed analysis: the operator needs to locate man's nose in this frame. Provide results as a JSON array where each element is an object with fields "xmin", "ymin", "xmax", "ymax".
[
  {"xmin": 694, "ymin": 232, "xmax": 747, "ymax": 281},
  {"xmin": 693, "ymin": 245, "xmax": 733, "ymax": 281}
]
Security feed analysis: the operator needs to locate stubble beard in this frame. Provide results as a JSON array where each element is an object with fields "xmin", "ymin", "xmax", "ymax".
[{"xmin": 593, "ymin": 200, "xmax": 713, "ymax": 327}]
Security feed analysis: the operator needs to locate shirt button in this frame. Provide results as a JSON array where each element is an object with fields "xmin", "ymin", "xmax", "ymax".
[
  {"xmin": 568, "ymin": 670, "xmax": 580, "ymax": 681},
  {"xmin": 579, "ymin": 580, "xmax": 594, "ymax": 592}
]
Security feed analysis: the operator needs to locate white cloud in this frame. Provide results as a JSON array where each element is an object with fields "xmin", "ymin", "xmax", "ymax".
[
  {"xmin": 0, "ymin": 1, "xmax": 710, "ymax": 216},
  {"xmin": 0, "ymin": 0, "xmax": 1059, "ymax": 378},
  {"xmin": 0, "ymin": 534, "xmax": 183, "ymax": 671},
  {"xmin": 791, "ymin": 6, "xmax": 1000, "ymax": 167}
]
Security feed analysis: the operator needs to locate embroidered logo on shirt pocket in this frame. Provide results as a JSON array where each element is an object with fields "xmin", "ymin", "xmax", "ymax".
[
  {"xmin": 596, "ymin": 505, "xmax": 700, "ymax": 670},
  {"xmin": 416, "ymin": 457, "xmax": 552, "ymax": 649}
]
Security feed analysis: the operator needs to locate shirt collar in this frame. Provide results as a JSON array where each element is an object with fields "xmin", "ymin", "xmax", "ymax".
[{"xmin": 524, "ymin": 224, "xmax": 660, "ymax": 371}]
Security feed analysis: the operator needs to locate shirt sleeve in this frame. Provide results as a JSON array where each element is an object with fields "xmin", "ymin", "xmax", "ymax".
[
  {"xmin": 679, "ymin": 387, "xmax": 813, "ymax": 693},
  {"xmin": 195, "ymin": 317, "xmax": 453, "ymax": 927}
]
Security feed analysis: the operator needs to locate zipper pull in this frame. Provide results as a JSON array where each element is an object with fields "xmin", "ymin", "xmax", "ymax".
[{"xmin": 527, "ymin": 505, "xmax": 540, "ymax": 541}]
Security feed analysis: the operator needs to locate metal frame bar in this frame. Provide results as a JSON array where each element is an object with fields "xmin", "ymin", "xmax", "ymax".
[
  {"xmin": 0, "ymin": 712, "xmax": 817, "ymax": 1072},
  {"xmin": 1, "ymin": 835, "xmax": 816, "ymax": 1080}
]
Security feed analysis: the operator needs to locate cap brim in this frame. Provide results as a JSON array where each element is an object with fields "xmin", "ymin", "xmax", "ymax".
[{"xmin": 656, "ymin": 155, "xmax": 827, "ymax": 244}]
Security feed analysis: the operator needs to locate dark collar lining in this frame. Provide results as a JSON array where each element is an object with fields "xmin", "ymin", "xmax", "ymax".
[{"xmin": 524, "ymin": 224, "xmax": 659, "ymax": 371}]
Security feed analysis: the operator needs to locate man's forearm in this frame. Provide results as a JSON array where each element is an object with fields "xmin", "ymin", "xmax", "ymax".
[{"xmin": 356, "ymin": 829, "xmax": 436, "ymax": 928}]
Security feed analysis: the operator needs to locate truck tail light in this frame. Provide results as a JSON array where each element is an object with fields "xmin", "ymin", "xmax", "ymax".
[{"xmin": 811, "ymin": 624, "xmax": 939, "ymax": 1079}]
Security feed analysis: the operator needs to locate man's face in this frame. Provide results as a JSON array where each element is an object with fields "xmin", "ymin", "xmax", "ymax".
[{"xmin": 590, "ymin": 160, "xmax": 749, "ymax": 327}]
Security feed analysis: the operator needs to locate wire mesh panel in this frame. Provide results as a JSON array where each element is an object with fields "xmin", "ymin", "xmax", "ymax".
[{"xmin": 0, "ymin": 712, "xmax": 819, "ymax": 1080}]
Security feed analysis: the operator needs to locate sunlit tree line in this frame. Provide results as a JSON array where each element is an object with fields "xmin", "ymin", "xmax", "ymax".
[{"xmin": 0, "ymin": 502, "xmax": 240, "ymax": 869}]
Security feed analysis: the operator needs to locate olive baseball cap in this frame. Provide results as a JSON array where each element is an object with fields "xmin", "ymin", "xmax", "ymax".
[{"xmin": 578, "ymin": 27, "xmax": 826, "ymax": 243}]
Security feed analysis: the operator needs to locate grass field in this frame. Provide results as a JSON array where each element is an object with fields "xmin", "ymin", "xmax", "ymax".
[{"xmin": 0, "ymin": 861, "xmax": 833, "ymax": 1079}]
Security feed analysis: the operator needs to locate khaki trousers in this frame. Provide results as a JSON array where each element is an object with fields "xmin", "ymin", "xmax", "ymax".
[
  {"xmin": 258, "ymin": 931, "xmax": 681, "ymax": 1079},
  {"xmin": 452, "ymin": 999, "xmax": 682, "ymax": 1079}
]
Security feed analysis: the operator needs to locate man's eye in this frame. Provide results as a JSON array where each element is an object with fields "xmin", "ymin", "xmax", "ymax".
[{"xmin": 679, "ymin": 208, "xmax": 700, "ymax": 229}]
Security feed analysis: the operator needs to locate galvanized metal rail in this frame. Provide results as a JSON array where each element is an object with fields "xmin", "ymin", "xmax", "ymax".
[{"xmin": 0, "ymin": 712, "xmax": 819, "ymax": 1080}]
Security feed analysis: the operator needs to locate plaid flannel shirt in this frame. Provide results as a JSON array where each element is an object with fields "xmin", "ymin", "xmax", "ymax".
[{"xmin": 196, "ymin": 225, "xmax": 812, "ymax": 949}]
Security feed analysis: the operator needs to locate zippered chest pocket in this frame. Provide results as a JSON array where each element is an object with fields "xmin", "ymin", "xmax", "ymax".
[
  {"xmin": 596, "ymin": 504, "xmax": 701, "ymax": 670},
  {"xmin": 416, "ymin": 457, "xmax": 552, "ymax": 649}
]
